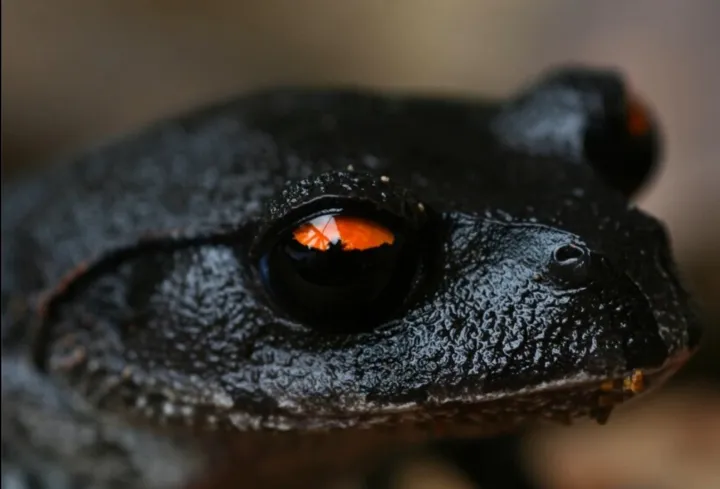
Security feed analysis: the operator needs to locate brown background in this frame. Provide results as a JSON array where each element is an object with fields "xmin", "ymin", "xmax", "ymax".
[{"xmin": 3, "ymin": 1, "xmax": 719, "ymax": 488}]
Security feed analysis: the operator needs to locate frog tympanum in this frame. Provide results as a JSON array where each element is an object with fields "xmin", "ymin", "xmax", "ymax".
[{"xmin": 0, "ymin": 66, "xmax": 702, "ymax": 489}]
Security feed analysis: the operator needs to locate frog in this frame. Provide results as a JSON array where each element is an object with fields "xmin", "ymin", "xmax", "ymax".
[{"xmin": 0, "ymin": 65, "xmax": 702, "ymax": 489}]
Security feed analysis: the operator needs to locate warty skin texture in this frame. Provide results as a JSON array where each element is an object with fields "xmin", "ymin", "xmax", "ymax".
[{"xmin": 0, "ymin": 66, "xmax": 701, "ymax": 489}]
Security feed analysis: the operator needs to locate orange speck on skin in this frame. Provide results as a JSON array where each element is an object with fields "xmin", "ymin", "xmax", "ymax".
[
  {"xmin": 293, "ymin": 215, "xmax": 395, "ymax": 251},
  {"xmin": 627, "ymin": 95, "xmax": 651, "ymax": 137},
  {"xmin": 623, "ymin": 369, "xmax": 645, "ymax": 394}
]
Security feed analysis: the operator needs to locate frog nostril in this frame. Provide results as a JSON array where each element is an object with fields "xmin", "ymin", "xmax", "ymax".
[
  {"xmin": 549, "ymin": 243, "xmax": 593, "ymax": 286},
  {"xmin": 552, "ymin": 243, "xmax": 585, "ymax": 264}
]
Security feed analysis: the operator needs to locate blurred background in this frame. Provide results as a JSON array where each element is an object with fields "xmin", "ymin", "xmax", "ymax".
[{"xmin": 3, "ymin": 1, "xmax": 719, "ymax": 488}]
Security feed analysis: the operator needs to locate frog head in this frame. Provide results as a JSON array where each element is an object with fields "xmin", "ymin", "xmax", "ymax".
[{"xmin": 1, "ymin": 65, "xmax": 701, "ymax": 487}]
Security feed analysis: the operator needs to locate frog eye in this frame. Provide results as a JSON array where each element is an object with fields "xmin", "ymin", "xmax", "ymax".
[
  {"xmin": 258, "ymin": 211, "xmax": 423, "ymax": 330},
  {"xmin": 583, "ymin": 89, "xmax": 661, "ymax": 197}
]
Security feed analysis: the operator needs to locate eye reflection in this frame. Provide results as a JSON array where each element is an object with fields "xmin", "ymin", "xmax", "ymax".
[{"xmin": 292, "ymin": 214, "xmax": 395, "ymax": 251}]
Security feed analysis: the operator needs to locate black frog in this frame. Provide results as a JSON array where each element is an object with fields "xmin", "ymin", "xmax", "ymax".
[{"xmin": 0, "ymin": 66, "xmax": 702, "ymax": 489}]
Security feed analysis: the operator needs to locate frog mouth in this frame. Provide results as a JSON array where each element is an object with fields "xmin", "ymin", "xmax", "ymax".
[
  {"xmin": 266, "ymin": 345, "xmax": 696, "ymax": 436},
  {"xmin": 65, "ymin": 345, "xmax": 693, "ymax": 437},
  {"xmin": 405, "ymin": 345, "xmax": 696, "ymax": 433},
  {"xmin": 590, "ymin": 346, "xmax": 695, "ymax": 418},
  {"xmin": 213, "ymin": 346, "xmax": 695, "ymax": 436}
]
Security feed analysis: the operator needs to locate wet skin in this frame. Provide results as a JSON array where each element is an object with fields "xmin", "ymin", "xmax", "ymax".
[{"xmin": 0, "ymin": 66, "xmax": 702, "ymax": 489}]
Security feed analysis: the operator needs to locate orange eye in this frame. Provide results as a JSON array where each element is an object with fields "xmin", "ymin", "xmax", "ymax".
[
  {"xmin": 293, "ymin": 214, "xmax": 395, "ymax": 251},
  {"xmin": 626, "ymin": 95, "xmax": 651, "ymax": 137}
]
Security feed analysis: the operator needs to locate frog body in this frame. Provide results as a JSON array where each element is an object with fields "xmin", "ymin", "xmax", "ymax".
[{"xmin": 1, "ymin": 66, "xmax": 701, "ymax": 489}]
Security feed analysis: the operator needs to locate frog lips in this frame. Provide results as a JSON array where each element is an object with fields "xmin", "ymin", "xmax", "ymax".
[
  {"xmin": 374, "ymin": 346, "xmax": 694, "ymax": 428},
  {"xmin": 283, "ymin": 348, "xmax": 695, "ymax": 433},
  {"xmin": 255, "ymin": 353, "xmax": 695, "ymax": 438},
  {"xmin": 370, "ymin": 348, "xmax": 697, "ymax": 434},
  {"xmin": 475, "ymin": 347, "xmax": 686, "ymax": 400}
]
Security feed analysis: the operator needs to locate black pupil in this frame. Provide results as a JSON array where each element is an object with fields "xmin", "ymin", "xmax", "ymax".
[
  {"xmin": 286, "ymin": 242, "xmax": 394, "ymax": 290},
  {"xmin": 261, "ymin": 213, "xmax": 417, "ymax": 329}
]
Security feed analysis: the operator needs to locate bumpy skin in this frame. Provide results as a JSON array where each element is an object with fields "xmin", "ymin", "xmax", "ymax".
[{"xmin": 1, "ymin": 67, "xmax": 701, "ymax": 489}]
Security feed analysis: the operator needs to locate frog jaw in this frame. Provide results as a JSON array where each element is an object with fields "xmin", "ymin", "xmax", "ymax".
[
  {"xmin": 235, "ymin": 345, "xmax": 694, "ymax": 435},
  {"xmin": 48, "ymin": 342, "xmax": 691, "ymax": 437}
]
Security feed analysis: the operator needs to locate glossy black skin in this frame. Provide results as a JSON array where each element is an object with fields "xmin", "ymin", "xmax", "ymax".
[{"xmin": 0, "ymin": 66, "xmax": 701, "ymax": 489}]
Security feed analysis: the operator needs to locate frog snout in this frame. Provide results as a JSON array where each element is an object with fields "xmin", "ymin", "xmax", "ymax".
[{"xmin": 546, "ymin": 242, "xmax": 672, "ymax": 371}]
